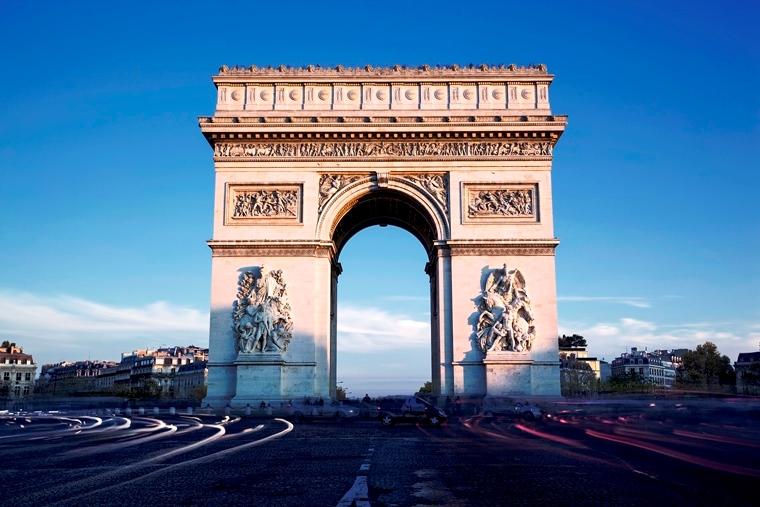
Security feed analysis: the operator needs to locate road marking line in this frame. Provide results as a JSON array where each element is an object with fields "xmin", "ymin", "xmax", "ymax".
[
  {"xmin": 336, "ymin": 476, "xmax": 369, "ymax": 507},
  {"xmin": 359, "ymin": 463, "xmax": 370, "ymax": 471}
]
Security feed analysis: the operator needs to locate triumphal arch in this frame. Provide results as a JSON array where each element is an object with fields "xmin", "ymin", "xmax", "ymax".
[{"xmin": 198, "ymin": 64, "xmax": 567, "ymax": 406}]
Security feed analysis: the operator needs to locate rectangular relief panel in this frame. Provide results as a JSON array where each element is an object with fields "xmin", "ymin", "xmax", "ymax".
[
  {"xmin": 225, "ymin": 183, "xmax": 303, "ymax": 225},
  {"xmin": 462, "ymin": 182, "xmax": 539, "ymax": 224}
]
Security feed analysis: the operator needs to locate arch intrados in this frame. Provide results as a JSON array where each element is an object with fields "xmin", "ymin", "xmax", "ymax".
[{"xmin": 330, "ymin": 189, "xmax": 438, "ymax": 259}]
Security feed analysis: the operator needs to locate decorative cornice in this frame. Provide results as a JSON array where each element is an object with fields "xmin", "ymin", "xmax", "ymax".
[
  {"xmin": 208, "ymin": 240, "xmax": 335, "ymax": 259},
  {"xmin": 217, "ymin": 63, "xmax": 550, "ymax": 79},
  {"xmin": 199, "ymin": 115, "xmax": 567, "ymax": 128},
  {"xmin": 437, "ymin": 239, "xmax": 559, "ymax": 256},
  {"xmin": 208, "ymin": 239, "xmax": 558, "ymax": 257}
]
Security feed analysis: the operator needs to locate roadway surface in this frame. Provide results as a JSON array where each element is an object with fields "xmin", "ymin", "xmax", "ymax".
[{"xmin": 2, "ymin": 398, "xmax": 758, "ymax": 506}]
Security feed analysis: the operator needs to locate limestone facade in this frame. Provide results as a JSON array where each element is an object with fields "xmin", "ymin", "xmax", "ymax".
[{"xmin": 199, "ymin": 64, "xmax": 567, "ymax": 406}]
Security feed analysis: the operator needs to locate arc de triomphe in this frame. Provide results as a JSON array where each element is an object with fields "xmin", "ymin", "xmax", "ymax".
[{"xmin": 199, "ymin": 64, "xmax": 567, "ymax": 406}]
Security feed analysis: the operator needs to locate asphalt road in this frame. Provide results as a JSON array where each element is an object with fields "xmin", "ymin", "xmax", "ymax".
[{"xmin": 2, "ymin": 398, "xmax": 758, "ymax": 506}]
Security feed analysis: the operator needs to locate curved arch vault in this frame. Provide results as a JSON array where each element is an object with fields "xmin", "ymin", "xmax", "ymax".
[{"xmin": 200, "ymin": 64, "xmax": 567, "ymax": 405}]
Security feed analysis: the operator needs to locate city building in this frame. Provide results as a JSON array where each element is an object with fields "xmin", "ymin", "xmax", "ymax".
[
  {"xmin": 651, "ymin": 349, "xmax": 689, "ymax": 371},
  {"xmin": 174, "ymin": 360, "xmax": 208, "ymax": 400},
  {"xmin": 735, "ymin": 351, "xmax": 760, "ymax": 395},
  {"xmin": 130, "ymin": 347, "xmax": 199, "ymax": 396},
  {"xmin": 558, "ymin": 336, "xmax": 609, "ymax": 380},
  {"xmin": 611, "ymin": 347, "xmax": 677, "ymax": 388},
  {"xmin": 39, "ymin": 360, "xmax": 118, "ymax": 395},
  {"xmin": 0, "ymin": 341, "xmax": 37, "ymax": 399},
  {"xmin": 38, "ymin": 346, "xmax": 209, "ymax": 399},
  {"xmin": 599, "ymin": 360, "xmax": 611, "ymax": 382},
  {"xmin": 558, "ymin": 337, "xmax": 610, "ymax": 395}
]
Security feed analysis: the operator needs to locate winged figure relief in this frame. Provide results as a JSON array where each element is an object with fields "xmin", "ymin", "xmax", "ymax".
[{"xmin": 476, "ymin": 264, "xmax": 536, "ymax": 354}]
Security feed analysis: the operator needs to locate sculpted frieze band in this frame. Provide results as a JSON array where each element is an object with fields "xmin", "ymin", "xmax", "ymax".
[{"xmin": 214, "ymin": 140, "xmax": 553, "ymax": 160}]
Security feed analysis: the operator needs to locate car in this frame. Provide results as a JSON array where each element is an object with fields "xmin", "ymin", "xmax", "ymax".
[
  {"xmin": 289, "ymin": 401, "xmax": 359, "ymax": 422},
  {"xmin": 377, "ymin": 396, "xmax": 447, "ymax": 427},
  {"xmin": 513, "ymin": 401, "xmax": 543, "ymax": 420}
]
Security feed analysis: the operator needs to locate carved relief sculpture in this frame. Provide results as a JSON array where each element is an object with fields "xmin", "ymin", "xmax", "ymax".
[
  {"xmin": 318, "ymin": 174, "xmax": 362, "ymax": 212},
  {"xmin": 468, "ymin": 188, "xmax": 534, "ymax": 218},
  {"xmin": 405, "ymin": 173, "xmax": 448, "ymax": 213},
  {"xmin": 233, "ymin": 267, "xmax": 293, "ymax": 354},
  {"xmin": 215, "ymin": 141, "xmax": 553, "ymax": 160},
  {"xmin": 232, "ymin": 189, "xmax": 298, "ymax": 218},
  {"xmin": 475, "ymin": 264, "xmax": 536, "ymax": 354}
]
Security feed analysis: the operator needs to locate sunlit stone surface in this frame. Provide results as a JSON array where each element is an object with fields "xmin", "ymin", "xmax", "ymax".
[{"xmin": 198, "ymin": 64, "xmax": 567, "ymax": 406}]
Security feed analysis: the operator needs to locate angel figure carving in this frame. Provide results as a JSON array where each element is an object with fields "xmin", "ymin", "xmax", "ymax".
[
  {"xmin": 475, "ymin": 264, "xmax": 536, "ymax": 353},
  {"xmin": 233, "ymin": 267, "xmax": 293, "ymax": 354}
]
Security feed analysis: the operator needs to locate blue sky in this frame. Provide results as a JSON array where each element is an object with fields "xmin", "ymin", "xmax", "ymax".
[{"xmin": 0, "ymin": 1, "xmax": 758, "ymax": 394}]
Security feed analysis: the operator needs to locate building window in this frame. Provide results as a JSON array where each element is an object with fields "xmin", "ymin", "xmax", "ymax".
[
  {"xmin": 16, "ymin": 373, "xmax": 22, "ymax": 381},
  {"xmin": 3, "ymin": 372, "xmax": 8, "ymax": 381},
  {"xmin": 25, "ymin": 373, "xmax": 31, "ymax": 381}
]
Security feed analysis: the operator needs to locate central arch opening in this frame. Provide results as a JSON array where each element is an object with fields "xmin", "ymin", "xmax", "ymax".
[{"xmin": 328, "ymin": 188, "xmax": 442, "ymax": 399}]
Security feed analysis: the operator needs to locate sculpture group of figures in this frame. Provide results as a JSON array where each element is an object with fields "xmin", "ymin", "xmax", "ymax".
[
  {"xmin": 468, "ymin": 189, "xmax": 533, "ymax": 217},
  {"xmin": 475, "ymin": 264, "xmax": 536, "ymax": 353},
  {"xmin": 232, "ymin": 190, "xmax": 298, "ymax": 218},
  {"xmin": 233, "ymin": 268, "xmax": 293, "ymax": 353}
]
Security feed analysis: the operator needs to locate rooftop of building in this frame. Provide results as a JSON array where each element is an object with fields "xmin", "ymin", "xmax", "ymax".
[
  {"xmin": 0, "ymin": 342, "xmax": 34, "ymax": 363},
  {"xmin": 215, "ymin": 63, "xmax": 550, "ymax": 80},
  {"xmin": 178, "ymin": 360, "xmax": 208, "ymax": 373},
  {"xmin": 736, "ymin": 351, "xmax": 760, "ymax": 363}
]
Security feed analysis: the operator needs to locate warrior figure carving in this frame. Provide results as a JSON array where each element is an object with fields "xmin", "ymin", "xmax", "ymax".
[
  {"xmin": 475, "ymin": 264, "xmax": 536, "ymax": 353},
  {"xmin": 233, "ymin": 267, "xmax": 293, "ymax": 353}
]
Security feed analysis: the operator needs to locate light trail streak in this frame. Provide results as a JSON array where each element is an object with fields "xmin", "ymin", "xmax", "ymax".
[
  {"xmin": 585, "ymin": 429, "xmax": 760, "ymax": 478},
  {"xmin": 513, "ymin": 423, "xmax": 587, "ymax": 449},
  {"xmin": 49, "ymin": 419, "xmax": 293, "ymax": 506},
  {"xmin": 673, "ymin": 429, "xmax": 760, "ymax": 448}
]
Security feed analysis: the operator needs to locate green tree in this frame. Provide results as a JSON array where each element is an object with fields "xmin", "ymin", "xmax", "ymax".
[
  {"xmin": 604, "ymin": 370, "xmax": 654, "ymax": 394},
  {"xmin": 678, "ymin": 342, "xmax": 735, "ymax": 388},
  {"xmin": 418, "ymin": 381, "xmax": 433, "ymax": 394},
  {"xmin": 558, "ymin": 334, "xmax": 587, "ymax": 348},
  {"xmin": 335, "ymin": 385, "xmax": 347, "ymax": 401},
  {"xmin": 560, "ymin": 355, "xmax": 596, "ymax": 396}
]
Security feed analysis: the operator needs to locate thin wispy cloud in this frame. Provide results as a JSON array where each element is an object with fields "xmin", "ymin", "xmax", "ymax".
[
  {"xmin": 0, "ymin": 289, "xmax": 432, "ymax": 365},
  {"xmin": 558, "ymin": 296, "xmax": 651, "ymax": 308},
  {"xmin": 337, "ymin": 304, "xmax": 429, "ymax": 352},
  {"xmin": 573, "ymin": 316, "xmax": 760, "ymax": 362},
  {"xmin": 0, "ymin": 290, "xmax": 208, "ymax": 366}
]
